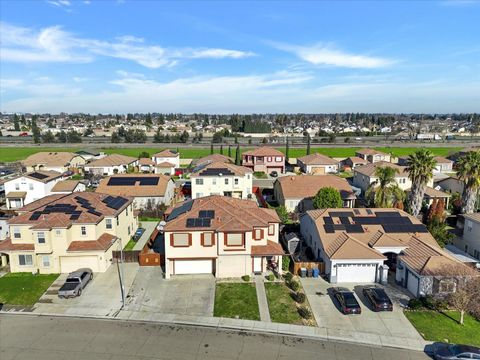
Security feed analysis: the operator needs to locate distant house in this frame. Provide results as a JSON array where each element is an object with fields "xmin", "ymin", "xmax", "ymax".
[
  {"xmin": 406, "ymin": 186, "xmax": 451, "ymax": 208},
  {"xmin": 74, "ymin": 149, "xmax": 104, "ymax": 161},
  {"xmin": 455, "ymin": 213, "xmax": 480, "ymax": 261},
  {"xmin": 96, "ymin": 173, "xmax": 175, "ymax": 209},
  {"xmin": 163, "ymin": 195, "xmax": 282, "ymax": 278},
  {"xmin": 191, "ymin": 161, "xmax": 253, "ymax": 199},
  {"xmin": 342, "ymin": 156, "xmax": 369, "ymax": 171},
  {"xmin": 84, "ymin": 154, "xmax": 138, "ymax": 176},
  {"xmin": 398, "ymin": 155, "xmax": 453, "ymax": 174},
  {"xmin": 274, "ymin": 175, "xmax": 356, "ymax": 212},
  {"xmin": 152, "ymin": 149, "xmax": 180, "ymax": 169},
  {"xmin": 353, "ymin": 161, "xmax": 415, "ymax": 193},
  {"xmin": 436, "ymin": 176, "xmax": 464, "ymax": 194},
  {"xmin": 4, "ymin": 171, "xmax": 64, "ymax": 209},
  {"xmin": 300, "ymin": 208, "xmax": 475, "ymax": 297},
  {"xmin": 191, "ymin": 154, "xmax": 233, "ymax": 168},
  {"xmin": 296, "ymin": 153, "xmax": 339, "ymax": 174},
  {"xmin": 138, "ymin": 158, "xmax": 156, "ymax": 173},
  {"xmin": 51, "ymin": 180, "xmax": 86, "ymax": 194},
  {"xmin": 242, "ymin": 147, "xmax": 285, "ymax": 174},
  {"xmin": 22, "ymin": 152, "xmax": 86, "ymax": 173},
  {"xmin": 355, "ymin": 149, "xmax": 391, "ymax": 164}
]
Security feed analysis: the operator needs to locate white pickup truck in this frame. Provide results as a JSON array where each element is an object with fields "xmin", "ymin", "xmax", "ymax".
[{"xmin": 58, "ymin": 268, "xmax": 93, "ymax": 298}]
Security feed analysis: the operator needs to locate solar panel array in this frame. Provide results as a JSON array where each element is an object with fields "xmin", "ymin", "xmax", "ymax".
[
  {"xmin": 199, "ymin": 210, "xmax": 215, "ymax": 219},
  {"xmin": 186, "ymin": 218, "xmax": 211, "ymax": 228},
  {"xmin": 101, "ymin": 195, "xmax": 129, "ymax": 210},
  {"xmin": 107, "ymin": 176, "xmax": 159, "ymax": 186},
  {"xmin": 199, "ymin": 168, "xmax": 234, "ymax": 176},
  {"xmin": 323, "ymin": 210, "xmax": 429, "ymax": 234},
  {"xmin": 29, "ymin": 172, "xmax": 49, "ymax": 180},
  {"xmin": 166, "ymin": 200, "xmax": 193, "ymax": 221},
  {"xmin": 29, "ymin": 203, "xmax": 82, "ymax": 221}
]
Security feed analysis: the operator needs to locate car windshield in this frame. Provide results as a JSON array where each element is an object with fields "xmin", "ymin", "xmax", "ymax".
[
  {"xmin": 373, "ymin": 289, "xmax": 389, "ymax": 301},
  {"xmin": 343, "ymin": 293, "xmax": 358, "ymax": 307},
  {"xmin": 66, "ymin": 278, "xmax": 80, "ymax": 283}
]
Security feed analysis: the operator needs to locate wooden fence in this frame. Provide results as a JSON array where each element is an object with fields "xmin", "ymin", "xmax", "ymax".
[
  {"xmin": 112, "ymin": 250, "xmax": 140, "ymax": 263},
  {"xmin": 139, "ymin": 252, "xmax": 162, "ymax": 266}
]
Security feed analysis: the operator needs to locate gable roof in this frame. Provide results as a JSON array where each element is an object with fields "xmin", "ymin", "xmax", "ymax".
[
  {"xmin": 192, "ymin": 161, "xmax": 252, "ymax": 177},
  {"xmin": 22, "ymin": 152, "xmax": 81, "ymax": 167},
  {"xmin": 152, "ymin": 149, "xmax": 179, "ymax": 158},
  {"xmin": 276, "ymin": 174, "xmax": 356, "ymax": 200},
  {"xmin": 51, "ymin": 180, "xmax": 82, "ymax": 193},
  {"xmin": 355, "ymin": 148, "xmax": 389, "ymax": 156},
  {"xmin": 192, "ymin": 154, "xmax": 233, "ymax": 167},
  {"xmin": 86, "ymin": 154, "xmax": 137, "ymax": 167},
  {"xmin": 164, "ymin": 195, "xmax": 279, "ymax": 232},
  {"xmin": 6, "ymin": 170, "xmax": 63, "ymax": 184},
  {"xmin": 297, "ymin": 153, "xmax": 339, "ymax": 166},
  {"xmin": 354, "ymin": 161, "xmax": 408, "ymax": 177},
  {"xmin": 345, "ymin": 156, "xmax": 369, "ymax": 164},
  {"xmin": 243, "ymin": 146, "xmax": 284, "ymax": 157},
  {"xmin": 434, "ymin": 156, "xmax": 453, "ymax": 164},
  {"xmin": 96, "ymin": 173, "xmax": 173, "ymax": 197}
]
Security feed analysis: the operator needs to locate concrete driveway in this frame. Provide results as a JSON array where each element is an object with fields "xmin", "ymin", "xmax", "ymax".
[
  {"xmin": 33, "ymin": 263, "xmax": 139, "ymax": 316},
  {"xmin": 124, "ymin": 266, "xmax": 215, "ymax": 317},
  {"xmin": 301, "ymin": 277, "xmax": 421, "ymax": 342}
]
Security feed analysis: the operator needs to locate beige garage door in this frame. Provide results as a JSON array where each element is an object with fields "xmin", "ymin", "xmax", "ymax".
[{"xmin": 60, "ymin": 256, "xmax": 100, "ymax": 273}]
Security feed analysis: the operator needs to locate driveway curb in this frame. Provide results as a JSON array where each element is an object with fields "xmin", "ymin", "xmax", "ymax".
[{"xmin": 0, "ymin": 310, "xmax": 429, "ymax": 352}]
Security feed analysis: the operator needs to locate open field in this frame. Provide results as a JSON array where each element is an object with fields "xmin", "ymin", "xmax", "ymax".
[
  {"xmin": 0, "ymin": 146, "xmax": 464, "ymax": 162},
  {"xmin": 405, "ymin": 310, "xmax": 480, "ymax": 346}
]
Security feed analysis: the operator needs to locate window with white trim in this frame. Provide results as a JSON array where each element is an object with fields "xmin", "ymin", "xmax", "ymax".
[
  {"xmin": 42, "ymin": 255, "xmax": 50, "ymax": 267},
  {"xmin": 37, "ymin": 232, "xmax": 46, "ymax": 244},
  {"xmin": 18, "ymin": 254, "xmax": 33, "ymax": 266},
  {"xmin": 106, "ymin": 218, "xmax": 113, "ymax": 230},
  {"xmin": 13, "ymin": 227, "xmax": 21, "ymax": 239},
  {"xmin": 81, "ymin": 226, "xmax": 87, "ymax": 236},
  {"xmin": 234, "ymin": 178, "xmax": 239, "ymax": 185},
  {"xmin": 212, "ymin": 178, "xmax": 217, "ymax": 185},
  {"xmin": 224, "ymin": 178, "xmax": 229, "ymax": 185},
  {"xmin": 55, "ymin": 229, "xmax": 61, "ymax": 236},
  {"xmin": 195, "ymin": 178, "xmax": 204, "ymax": 185}
]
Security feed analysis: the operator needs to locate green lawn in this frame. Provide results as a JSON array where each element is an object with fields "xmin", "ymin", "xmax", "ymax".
[
  {"xmin": 138, "ymin": 216, "xmax": 161, "ymax": 222},
  {"xmin": 264, "ymin": 283, "xmax": 303, "ymax": 325},
  {"xmin": 214, "ymin": 283, "xmax": 260, "ymax": 320},
  {"xmin": 0, "ymin": 146, "xmax": 463, "ymax": 163},
  {"xmin": 405, "ymin": 310, "xmax": 480, "ymax": 346},
  {"xmin": 123, "ymin": 238, "xmax": 137, "ymax": 251},
  {"xmin": 0, "ymin": 273, "xmax": 59, "ymax": 306}
]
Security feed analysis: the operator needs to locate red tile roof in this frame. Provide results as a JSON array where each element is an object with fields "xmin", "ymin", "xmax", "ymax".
[
  {"xmin": 67, "ymin": 233, "xmax": 118, "ymax": 252},
  {"xmin": 0, "ymin": 238, "xmax": 35, "ymax": 251},
  {"xmin": 251, "ymin": 240, "xmax": 284, "ymax": 256}
]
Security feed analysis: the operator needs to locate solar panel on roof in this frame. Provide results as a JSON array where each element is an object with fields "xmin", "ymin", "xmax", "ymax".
[
  {"xmin": 167, "ymin": 200, "xmax": 193, "ymax": 221},
  {"xmin": 75, "ymin": 196, "xmax": 89, "ymax": 203},
  {"xmin": 105, "ymin": 196, "xmax": 128, "ymax": 210},
  {"xmin": 185, "ymin": 217, "xmax": 211, "ymax": 227},
  {"xmin": 87, "ymin": 209, "xmax": 102, "ymax": 216},
  {"xmin": 324, "ymin": 217, "xmax": 334, "ymax": 225},
  {"xmin": 139, "ymin": 177, "xmax": 159, "ymax": 186},
  {"xmin": 324, "ymin": 224, "xmax": 335, "ymax": 233},
  {"xmin": 366, "ymin": 209, "xmax": 373, "ymax": 215},
  {"xmin": 375, "ymin": 211, "xmax": 402, "ymax": 218},
  {"xmin": 345, "ymin": 224, "xmax": 364, "ymax": 233},
  {"xmin": 70, "ymin": 213, "xmax": 80, "ymax": 220},
  {"xmin": 329, "ymin": 211, "xmax": 354, "ymax": 218},
  {"xmin": 29, "ymin": 212, "xmax": 42, "ymax": 221},
  {"xmin": 199, "ymin": 168, "xmax": 234, "ymax": 176},
  {"xmin": 199, "ymin": 210, "xmax": 215, "ymax": 219},
  {"xmin": 339, "ymin": 217, "xmax": 350, "ymax": 225},
  {"xmin": 29, "ymin": 172, "xmax": 49, "ymax": 180}
]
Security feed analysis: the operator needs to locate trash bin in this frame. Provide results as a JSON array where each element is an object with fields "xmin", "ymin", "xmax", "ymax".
[
  {"xmin": 307, "ymin": 269, "xmax": 313, "ymax": 277},
  {"xmin": 300, "ymin": 268, "xmax": 307, "ymax": 278},
  {"xmin": 312, "ymin": 268, "xmax": 319, "ymax": 278}
]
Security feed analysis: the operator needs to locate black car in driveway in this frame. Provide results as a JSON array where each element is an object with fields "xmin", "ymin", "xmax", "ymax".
[
  {"xmin": 331, "ymin": 287, "xmax": 362, "ymax": 315},
  {"xmin": 433, "ymin": 343, "xmax": 480, "ymax": 360},
  {"xmin": 362, "ymin": 286, "xmax": 393, "ymax": 312}
]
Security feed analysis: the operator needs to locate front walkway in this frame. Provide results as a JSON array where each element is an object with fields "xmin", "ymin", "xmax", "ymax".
[{"xmin": 254, "ymin": 275, "xmax": 271, "ymax": 322}]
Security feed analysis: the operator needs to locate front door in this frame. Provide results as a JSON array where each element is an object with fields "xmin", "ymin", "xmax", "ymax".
[{"xmin": 253, "ymin": 257, "xmax": 262, "ymax": 273}]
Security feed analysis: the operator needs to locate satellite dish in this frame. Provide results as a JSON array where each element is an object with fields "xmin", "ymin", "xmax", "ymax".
[{"xmin": 157, "ymin": 221, "xmax": 166, "ymax": 231}]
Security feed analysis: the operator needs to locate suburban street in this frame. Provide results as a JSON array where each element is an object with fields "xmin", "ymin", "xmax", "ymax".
[{"xmin": 0, "ymin": 314, "xmax": 431, "ymax": 360}]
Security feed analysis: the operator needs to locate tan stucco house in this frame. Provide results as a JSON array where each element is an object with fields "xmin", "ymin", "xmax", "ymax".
[
  {"xmin": 242, "ymin": 146, "xmax": 285, "ymax": 174},
  {"xmin": 0, "ymin": 192, "xmax": 137, "ymax": 274},
  {"xmin": 163, "ymin": 195, "xmax": 283, "ymax": 278},
  {"xmin": 297, "ymin": 153, "xmax": 339, "ymax": 174},
  {"xmin": 22, "ymin": 152, "xmax": 86, "ymax": 173}
]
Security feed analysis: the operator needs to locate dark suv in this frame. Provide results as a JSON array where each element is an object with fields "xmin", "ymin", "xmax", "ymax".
[
  {"xmin": 331, "ymin": 287, "xmax": 361, "ymax": 314},
  {"xmin": 362, "ymin": 286, "xmax": 393, "ymax": 311}
]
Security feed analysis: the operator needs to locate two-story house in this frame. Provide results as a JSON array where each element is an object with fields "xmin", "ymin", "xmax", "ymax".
[
  {"xmin": 353, "ymin": 161, "xmax": 418, "ymax": 193},
  {"xmin": 151, "ymin": 149, "xmax": 180, "ymax": 175},
  {"xmin": 163, "ymin": 195, "xmax": 283, "ymax": 278},
  {"xmin": 96, "ymin": 174, "xmax": 175, "ymax": 209},
  {"xmin": 4, "ymin": 171, "xmax": 64, "ymax": 209},
  {"xmin": 84, "ymin": 154, "xmax": 138, "ymax": 176},
  {"xmin": 191, "ymin": 161, "xmax": 253, "ymax": 199},
  {"xmin": 242, "ymin": 146, "xmax": 285, "ymax": 174},
  {"xmin": 0, "ymin": 192, "xmax": 137, "ymax": 273},
  {"xmin": 397, "ymin": 156, "xmax": 454, "ymax": 174},
  {"xmin": 296, "ymin": 153, "xmax": 339, "ymax": 174},
  {"xmin": 455, "ymin": 213, "xmax": 480, "ymax": 260},
  {"xmin": 22, "ymin": 152, "xmax": 86, "ymax": 173},
  {"xmin": 355, "ymin": 149, "xmax": 391, "ymax": 164}
]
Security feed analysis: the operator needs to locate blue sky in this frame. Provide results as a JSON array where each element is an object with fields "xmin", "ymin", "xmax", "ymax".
[{"xmin": 1, "ymin": 0, "xmax": 479, "ymax": 114}]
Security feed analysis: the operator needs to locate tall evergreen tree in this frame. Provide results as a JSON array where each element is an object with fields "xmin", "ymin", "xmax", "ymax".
[
  {"xmin": 285, "ymin": 136, "xmax": 290, "ymax": 163},
  {"xmin": 210, "ymin": 143, "xmax": 214, "ymax": 155},
  {"xmin": 13, "ymin": 114, "xmax": 20, "ymax": 131},
  {"xmin": 220, "ymin": 144, "xmax": 224, "ymax": 155},
  {"xmin": 306, "ymin": 134, "xmax": 311, "ymax": 155},
  {"xmin": 31, "ymin": 115, "xmax": 41, "ymax": 144},
  {"xmin": 228, "ymin": 145, "xmax": 232, "ymax": 158},
  {"xmin": 235, "ymin": 145, "xmax": 240, "ymax": 165}
]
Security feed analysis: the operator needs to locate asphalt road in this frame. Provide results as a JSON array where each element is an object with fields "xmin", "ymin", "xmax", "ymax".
[{"xmin": 0, "ymin": 314, "xmax": 430, "ymax": 360}]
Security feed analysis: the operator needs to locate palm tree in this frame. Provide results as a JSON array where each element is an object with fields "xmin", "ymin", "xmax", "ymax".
[
  {"xmin": 456, "ymin": 150, "xmax": 480, "ymax": 214},
  {"xmin": 366, "ymin": 166, "xmax": 405, "ymax": 208},
  {"xmin": 406, "ymin": 149, "xmax": 437, "ymax": 216}
]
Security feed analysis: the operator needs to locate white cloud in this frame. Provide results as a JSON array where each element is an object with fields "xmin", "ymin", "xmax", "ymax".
[
  {"xmin": 47, "ymin": 0, "xmax": 71, "ymax": 7},
  {"xmin": 0, "ymin": 22, "xmax": 255, "ymax": 68},
  {"xmin": 273, "ymin": 42, "xmax": 395, "ymax": 68}
]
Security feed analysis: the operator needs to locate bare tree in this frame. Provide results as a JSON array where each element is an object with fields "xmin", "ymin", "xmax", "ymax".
[{"xmin": 448, "ymin": 288, "xmax": 471, "ymax": 325}]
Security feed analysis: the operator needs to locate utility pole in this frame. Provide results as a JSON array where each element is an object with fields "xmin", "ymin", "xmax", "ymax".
[{"xmin": 116, "ymin": 239, "xmax": 125, "ymax": 309}]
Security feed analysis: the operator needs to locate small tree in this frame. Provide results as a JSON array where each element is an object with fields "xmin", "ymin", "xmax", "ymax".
[
  {"xmin": 138, "ymin": 151, "xmax": 150, "ymax": 159},
  {"xmin": 210, "ymin": 143, "xmax": 214, "ymax": 155},
  {"xmin": 262, "ymin": 137, "xmax": 268, "ymax": 144},
  {"xmin": 235, "ymin": 145, "xmax": 241, "ymax": 165},
  {"xmin": 449, "ymin": 288, "xmax": 471, "ymax": 325},
  {"xmin": 285, "ymin": 136, "xmax": 290, "ymax": 163},
  {"xmin": 306, "ymin": 134, "xmax": 311, "ymax": 155},
  {"xmin": 313, "ymin": 187, "xmax": 343, "ymax": 209},
  {"xmin": 220, "ymin": 144, "xmax": 224, "ymax": 155},
  {"xmin": 275, "ymin": 205, "xmax": 289, "ymax": 223},
  {"xmin": 228, "ymin": 145, "xmax": 232, "ymax": 158}
]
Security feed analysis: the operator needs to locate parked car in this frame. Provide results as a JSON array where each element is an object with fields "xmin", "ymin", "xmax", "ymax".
[
  {"xmin": 331, "ymin": 287, "xmax": 362, "ymax": 314},
  {"xmin": 270, "ymin": 171, "xmax": 278, "ymax": 178},
  {"xmin": 133, "ymin": 227, "xmax": 145, "ymax": 241},
  {"xmin": 433, "ymin": 343, "xmax": 480, "ymax": 360},
  {"xmin": 362, "ymin": 286, "xmax": 393, "ymax": 311},
  {"xmin": 58, "ymin": 268, "xmax": 93, "ymax": 298}
]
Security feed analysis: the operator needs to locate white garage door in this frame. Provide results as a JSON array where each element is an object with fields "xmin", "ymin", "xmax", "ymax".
[
  {"xmin": 60, "ymin": 256, "xmax": 100, "ymax": 273},
  {"xmin": 174, "ymin": 259, "xmax": 213, "ymax": 275},
  {"xmin": 407, "ymin": 271, "xmax": 419, "ymax": 297},
  {"xmin": 335, "ymin": 263, "xmax": 377, "ymax": 283}
]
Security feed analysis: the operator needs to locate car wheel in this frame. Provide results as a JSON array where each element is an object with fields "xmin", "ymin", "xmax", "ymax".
[
  {"xmin": 77, "ymin": 288, "xmax": 82, "ymax": 296},
  {"xmin": 90, "ymin": 273, "xmax": 93, "ymax": 280}
]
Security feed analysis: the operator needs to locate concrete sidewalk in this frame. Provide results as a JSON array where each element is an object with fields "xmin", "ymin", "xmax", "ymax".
[
  {"xmin": 133, "ymin": 221, "xmax": 158, "ymax": 251},
  {"xmin": 254, "ymin": 275, "xmax": 271, "ymax": 322}
]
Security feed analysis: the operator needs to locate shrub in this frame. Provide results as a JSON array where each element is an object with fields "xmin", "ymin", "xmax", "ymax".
[
  {"xmin": 298, "ymin": 306, "xmax": 312, "ymax": 319},
  {"xmin": 282, "ymin": 255, "xmax": 291, "ymax": 272},
  {"xmin": 434, "ymin": 299, "xmax": 449, "ymax": 311},
  {"xmin": 294, "ymin": 292, "xmax": 306, "ymax": 304},
  {"xmin": 266, "ymin": 274, "xmax": 275, "ymax": 282},
  {"xmin": 421, "ymin": 295, "xmax": 436, "ymax": 310},
  {"xmin": 241, "ymin": 275, "xmax": 250, "ymax": 282},
  {"xmin": 288, "ymin": 280, "xmax": 300, "ymax": 292},
  {"xmin": 408, "ymin": 298, "xmax": 423, "ymax": 310},
  {"xmin": 283, "ymin": 272, "xmax": 293, "ymax": 282}
]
